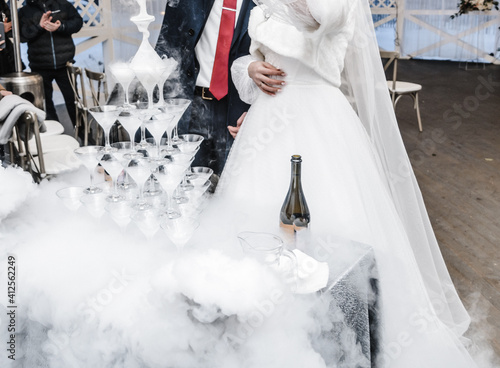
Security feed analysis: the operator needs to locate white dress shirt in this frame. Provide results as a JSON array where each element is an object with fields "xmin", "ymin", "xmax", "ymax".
[{"xmin": 195, "ymin": 0, "xmax": 243, "ymax": 88}]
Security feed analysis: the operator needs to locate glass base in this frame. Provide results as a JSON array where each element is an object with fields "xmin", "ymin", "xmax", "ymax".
[
  {"xmin": 173, "ymin": 195, "xmax": 189, "ymax": 204},
  {"xmin": 84, "ymin": 186, "xmax": 102, "ymax": 194},
  {"xmin": 106, "ymin": 193, "xmax": 124, "ymax": 203},
  {"xmin": 135, "ymin": 141, "xmax": 153, "ymax": 151},
  {"xmin": 101, "ymin": 146, "xmax": 118, "ymax": 154},
  {"xmin": 165, "ymin": 208, "xmax": 181, "ymax": 219},
  {"xmin": 179, "ymin": 182, "xmax": 194, "ymax": 191},
  {"xmin": 120, "ymin": 103, "xmax": 137, "ymax": 111},
  {"xmin": 185, "ymin": 173, "xmax": 198, "ymax": 181},
  {"xmin": 119, "ymin": 182, "xmax": 137, "ymax": 190},
  {"xmin": 144, "ymin": 188, "xmax": 163, "ymax": 197},
  {"xmin": 161, "ymin": 146, "xmax": 180, "ymax": 156},
  {"xmin": 133, "ymin": 201, "xmax": 152, "ymax": 211}
]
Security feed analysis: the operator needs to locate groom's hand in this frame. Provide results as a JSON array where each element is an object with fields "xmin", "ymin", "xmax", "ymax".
[
  {"xmin": 248, "ymin": 61, "xmax": 286, "ymax": 96},
  {"xmin": 228, "ymin": 112, "xmax": 247, "ymax": 139}
]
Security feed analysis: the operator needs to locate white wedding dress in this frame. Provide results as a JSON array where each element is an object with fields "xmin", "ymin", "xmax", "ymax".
[{"xmin": 209, "ymin": 0, "xmax": 478, "ymax": 366}]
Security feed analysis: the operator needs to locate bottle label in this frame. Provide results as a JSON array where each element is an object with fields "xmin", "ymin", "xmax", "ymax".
[{"xmin": 279, "ymin": 221, "xmax": 295, "ymax": 247}]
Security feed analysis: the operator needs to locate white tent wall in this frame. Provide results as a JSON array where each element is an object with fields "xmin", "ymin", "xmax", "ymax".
[
  {"xmin": 13, "ymin": 0, "xmax": 500, "ymax": 73},
  {"xmin": 372, "ymin": 0, "xmax": 500, "ymax": 63}
]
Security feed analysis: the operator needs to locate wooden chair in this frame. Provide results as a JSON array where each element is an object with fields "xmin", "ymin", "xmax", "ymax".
[
  {"xmin": 85, "ymin": 68, "xmax": 109, "ymax": 107},
  {"xmin": 67, "ymin": 62, "xmax": 90, "ymax": 145},
  {"xmin": 85, "ymin": 68, "xmax": 126, "ymax": 143},
  {"xmin": 380, "ymin": 50, "xmax": 423, "ymax": 132}
]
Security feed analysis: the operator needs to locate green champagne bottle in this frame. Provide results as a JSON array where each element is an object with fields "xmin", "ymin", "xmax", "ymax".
[{"xmin": 279, "ymin": 155, "xmax": 310, "ymax": 235}]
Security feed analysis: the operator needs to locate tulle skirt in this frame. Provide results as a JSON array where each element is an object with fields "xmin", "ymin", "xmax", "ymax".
[{"xmin": 213, "ymin": 56, "xmax": 477, "ymax": 367}]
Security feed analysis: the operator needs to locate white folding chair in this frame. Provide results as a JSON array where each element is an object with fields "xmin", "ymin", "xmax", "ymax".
[{"xmin": 380, "ymin": 50, "xmax": 423, "ymax": 132}]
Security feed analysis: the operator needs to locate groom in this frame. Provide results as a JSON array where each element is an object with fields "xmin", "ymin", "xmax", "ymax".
[{"xmin": 155, "ymin": 0, "xmax": 255, "ymax": 176}]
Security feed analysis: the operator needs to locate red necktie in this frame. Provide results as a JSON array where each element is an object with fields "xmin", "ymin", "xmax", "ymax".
[{"xmin": 209, "ymin": 0, "xmax": 237, "ymax": 100}]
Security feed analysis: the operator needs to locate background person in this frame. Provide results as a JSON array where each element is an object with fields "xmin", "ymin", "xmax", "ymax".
[
  {"xmin": 0, "ymin": 0, "xmax": 22, "ymax": 75},
  {"xmin": 18, "ymin": 0, "xmax": 82, "ymax": 129}
]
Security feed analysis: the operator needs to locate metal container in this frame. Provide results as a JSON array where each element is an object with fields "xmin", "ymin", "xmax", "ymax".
[{"xmin": 0, "ymin": 72, "xmax": 45, "ymax": 110}]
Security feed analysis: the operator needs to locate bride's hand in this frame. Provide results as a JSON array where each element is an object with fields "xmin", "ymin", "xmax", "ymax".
[
  {"xmin": 228, "ymin": 112, "xmax": 247, "ymax": 139},
  {"xmin": 248, "ymin": 61, "xmax": 286, "ymax": 96}
]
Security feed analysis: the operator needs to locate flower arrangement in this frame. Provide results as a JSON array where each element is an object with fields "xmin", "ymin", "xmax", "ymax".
[{"xmin": 451, "ymin": 0, "xmax": 499, "ymax": 18}]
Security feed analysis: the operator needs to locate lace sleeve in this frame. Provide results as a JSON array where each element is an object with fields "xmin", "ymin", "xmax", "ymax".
[
  {"xmin": 256, "ymin": 0, "xmax": 350, "ymax": 35},
  {"xmin": 231, "ymin": 55, "xmax": 262, "ymax": 105},
  {"xmin": 305, "ymin": 0, "xmax": 350, "ymax": 35}
]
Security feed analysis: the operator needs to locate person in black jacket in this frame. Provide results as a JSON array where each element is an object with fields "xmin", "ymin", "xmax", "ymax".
[
  {"xmin": 18, "ymin": 0, "xmax": 82, "ymax": 127},
  {"xmin": 0, "ymin": 0, "xmax": 20, "ymax": 75}
]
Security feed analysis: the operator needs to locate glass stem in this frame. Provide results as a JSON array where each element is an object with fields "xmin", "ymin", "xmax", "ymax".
[
  {"xmin": 113, "ymin": 178, "xmax": 119, "ymax": 197},
  {"xmin": 149, "ymin": 175, "xmax": 155, "ymax": 192},
  {"xmin": 89, "ymin": 170, "xmax": 95, "ymax": 190},
  {"xmin": 167, "ymin": 191, "xmax": 173, "ymax": 214},
  {"xmin": 138, "ymin": 182, "xmax": 145, "ymax": 204},
  {"xmin": 158, "ymin": 81, "xmax": 165, "ymax": 105},
  {"xmin": 105, "ymin": 131, "xmax": 110, "ymax": 147},
  {"xmin": 147, "ymin": 90, "xmax": 154, "ymax": 109},
  {"xmin": 124, "ymin": 83, "xmax": 130, "ymax": 105},
  {"xmin": 167, "ymin": 129, "xmax": 173, "ymax": 150}
]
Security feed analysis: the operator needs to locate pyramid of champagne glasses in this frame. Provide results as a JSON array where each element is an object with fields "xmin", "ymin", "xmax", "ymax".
[
  {"xmin": 66, "ymin": 112, "xmax": 210, "ymax": 248},
  {"xmin": 56, "ymin": 3, "xmax": 211, "ymax": 249}
]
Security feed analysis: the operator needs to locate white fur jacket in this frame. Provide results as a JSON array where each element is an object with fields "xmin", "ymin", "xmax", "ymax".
[{"xmin": 231, "ymin": 0, "xmax": 355, "ymax": 104}]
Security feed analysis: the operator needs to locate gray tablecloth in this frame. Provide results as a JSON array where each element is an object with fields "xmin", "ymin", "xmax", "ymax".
[{"xmin": 305, "ymin": 239, "xmax": 379, "ymax": 368}]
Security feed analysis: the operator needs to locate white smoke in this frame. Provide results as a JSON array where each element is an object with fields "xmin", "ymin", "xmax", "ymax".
[
  {"xmin": 463, "ymin": 292, "xmax": 500, "ymax": 367},
  {"xmin": 0, "ymin": 168, "xmax": 369, "ymax": 368},
  {"xmin": 0, "ymin": 165, "xmax": 37, "ymax": 222}
]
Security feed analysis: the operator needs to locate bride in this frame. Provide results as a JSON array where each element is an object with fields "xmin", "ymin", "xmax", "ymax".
[{"xmin": 210, "ymin": 0, "xmax": 478, "ymax": 366}]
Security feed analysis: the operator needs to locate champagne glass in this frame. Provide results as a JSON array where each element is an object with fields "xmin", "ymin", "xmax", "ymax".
[
  {"xmin": 190, "ymin": 167, "xmax": 214, "ymax": 188},
  {"xmin": 177, "ymin": 134, "xmax": 204, "ymax": 176},
  {"xmin": 105, "ymin": 201, "xmax": 133, "ymax": 230},
  {"xmin": 131, "ymin": 208, "xmax": 160, "ymax": 240},
  {"xmin": 155, "ymin": 56, "xmax": 178, "ymax": 107},
  {"xmin": 169, "ymin": 152, "xmax": 196, "ymax": 201},
  {"xmin": 80, "ymin": 192, "xmax": 107, "ymax": 219},
  {"xmin": 136, "ymin": 107, "xmax": 161, "ymax": 150},
  {"xmin": 108, "ymin": 62, "xmax": 136, "ymax": 108},
  {"xmin": 56, "ymin": 186, "xmax": 85, "ymax": 211},
  {"xmin": 74, "ymin": 146, "xmax": 105, "ymax": 194},
  {"xmin": 143, "ymin": 153, "xmax": 164, "ymax": 197},
  {"xmin": 178, "ymin": 134, "xmax": 204, "ymax": 181},
  {"xmin": 172, "ymin": 147, "xmax": 199, "ymax": 190},
  {"xmin": 178, "ymin": 134, "xmax": 204, "ymax": 154},
  {"xmin": 111, "ymin": 142, "xmax": 138, "ymax": 193},
  {"xmin": 238, "ymin": 232, "xmax": 298, "ymax": 290},
  {"xmin": 88, "ymin": 106, "xmax": 121, "ymax": 150},
  {"xmin": 160, "ymin": 215, "xmax": 199, "ymax": 251},
  {"xmin": 159, "ymin": 98, "xmax": 191, "ymax": 143},
  {"xmin": 124, "ymin": 155, "xmax": 157, "ymax": 210},
  {"xmin": 154, "ymin": 163, "xmax": 188, "ymax": 219},
  {"xmin": 98, "ymin": 149, "xmax": 124, "ymax": 202},
  {"xmin": 118, "ymin": 110, "xmax": 142, "ymax": 147},
  {"xmin": 180, "ymin": 180, "xmax": 211, "ymax": 218},
  {"xmin": 144, "ymin": 112, "xmax": 175, "ymax": 157},
  {"xmin": 133, "ymin": 66, "xmax": 158, "ymax": 109}
]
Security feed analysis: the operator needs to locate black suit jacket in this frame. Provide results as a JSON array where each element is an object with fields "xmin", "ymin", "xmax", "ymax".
[{"xmin": 155, "ymin": 0, "xmax": 255, "ymax": 128}]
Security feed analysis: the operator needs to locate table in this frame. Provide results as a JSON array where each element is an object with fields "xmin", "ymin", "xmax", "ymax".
[{"xmin": 0, "ymin": 168, "xmax": 379, "ymax": 367}]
